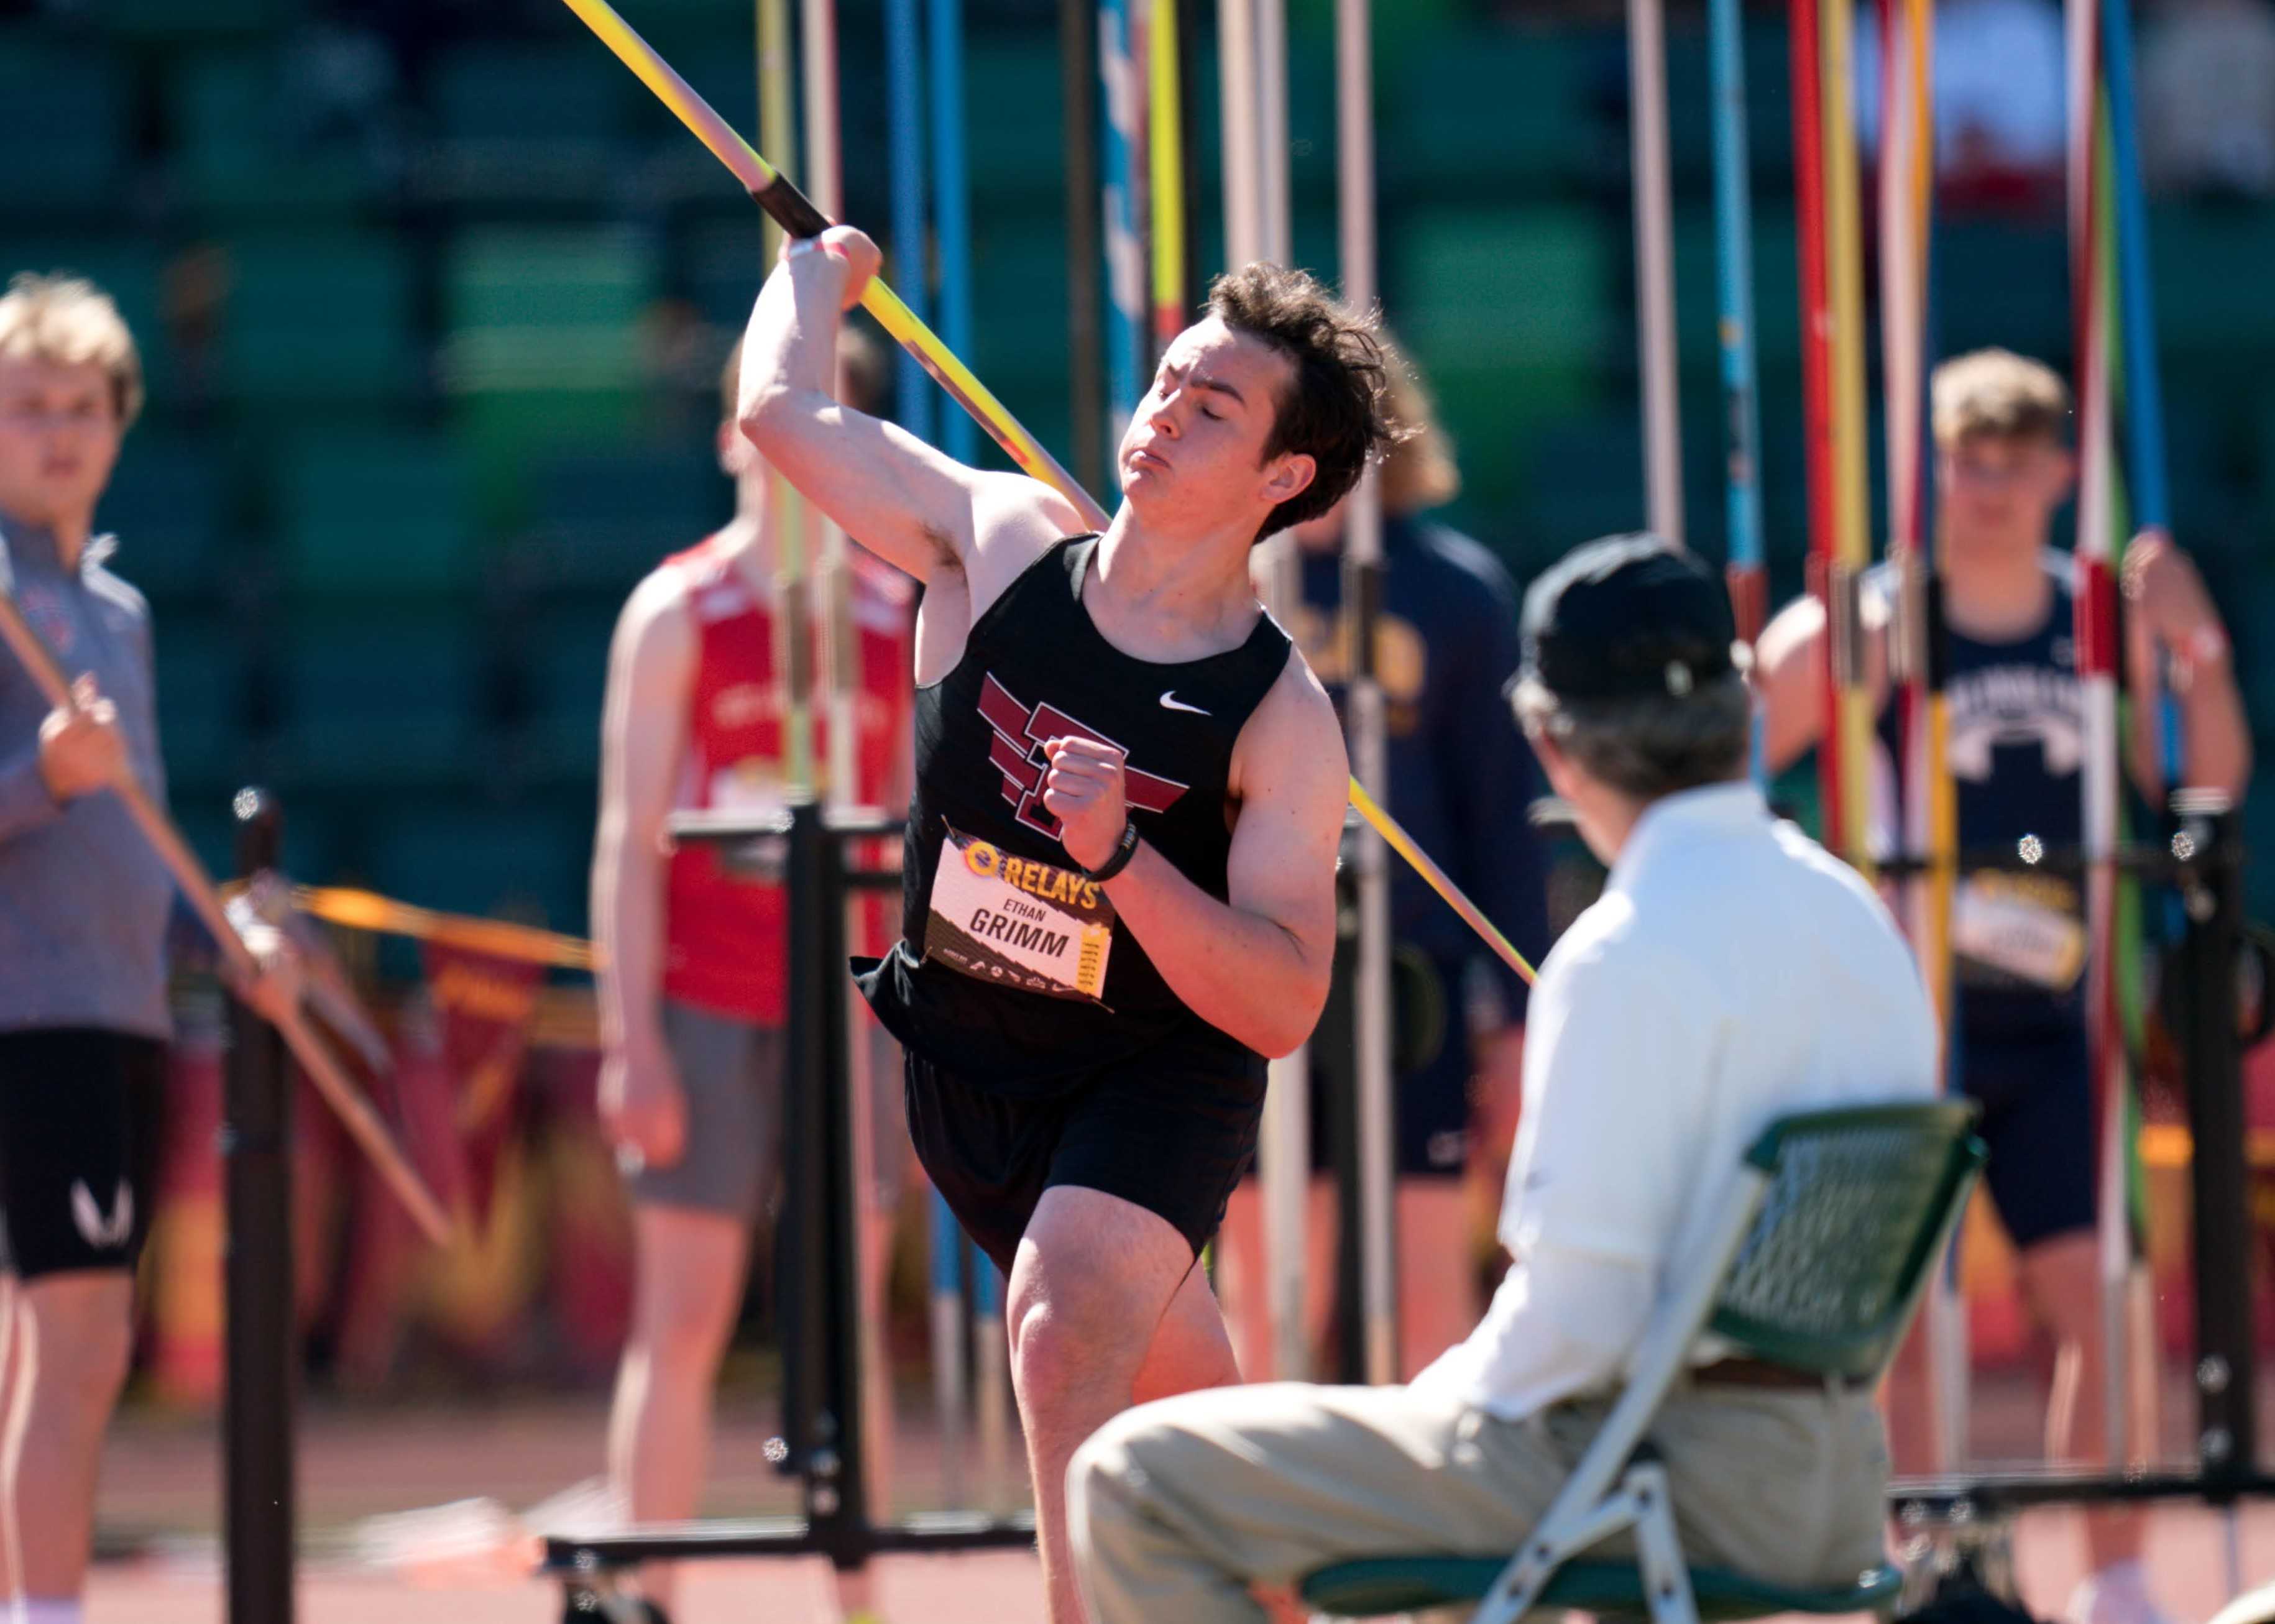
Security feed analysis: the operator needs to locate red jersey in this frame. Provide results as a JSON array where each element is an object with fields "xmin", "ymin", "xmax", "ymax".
[{"xmin": 661, "ymin": 532, "xmax": 915, "ymax": 1023}]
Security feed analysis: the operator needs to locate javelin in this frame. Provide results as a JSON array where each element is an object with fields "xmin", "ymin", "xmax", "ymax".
[
  {"xmin": 0, "ymin": 579, "xmax": 453, "ymax": 1246},
  {"xmin": 555, "ymin": 0, "xmax": 1539, "ymax": 989}
]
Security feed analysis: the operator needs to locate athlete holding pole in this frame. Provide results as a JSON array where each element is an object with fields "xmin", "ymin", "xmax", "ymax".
[{"xmin": 737, "ymin": 224, "xmax": 1389, "ymax": 1623}]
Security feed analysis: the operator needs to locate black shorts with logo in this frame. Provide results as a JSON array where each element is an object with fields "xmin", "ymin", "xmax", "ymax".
[
  {"xmin": 904, "ymin": 1040, "xmax": 1267, "ymax": 1277},
  {"xmin": 0, "ymin": 1027, "xmax": 165, "ymax": 1280}
]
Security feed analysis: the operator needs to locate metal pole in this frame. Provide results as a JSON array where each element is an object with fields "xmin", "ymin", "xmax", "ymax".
[
  {"xmin": 224, "ymin": 787, "xmax": 294, "ymax": 1624},
  {"xmin": 2066, "ymin": 0, "xmax": 2133, "ymax": 1462},
  {"xmin": 1254, "ymin": 0, "xmax": 1290, "ymax": 268},
  {"xmin": 1226, "ymin": 0, "xmax": 1308, "ymax": 1383},
  {"xmin": 1336, "ymin": 0, "xmax": 1396, "ymax": 1390},
  {"xmin": 816, "ymin": 818, "xmax": 873, "ymax": 1602},
  {"xmin": 2174, "ymin": 793, "xmax": 2257, "ymax": 1502},
  {"xmin": 1218, "ymin": 0, "xmax": 1261, "ymax": 269},
  {"xmin": 1627, "ymin": 0, "xmax": 1683, "ymax": 543}
]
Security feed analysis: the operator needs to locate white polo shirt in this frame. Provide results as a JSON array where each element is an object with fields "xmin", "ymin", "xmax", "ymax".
[{"xmin": 1412, "ymin": 781, "xmax": 1936, "ymax": 1421}]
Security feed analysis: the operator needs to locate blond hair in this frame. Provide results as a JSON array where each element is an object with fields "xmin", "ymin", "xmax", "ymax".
[
  {"xmin": 1376, "ymin": 337, "xmax": 1460, "ymax": 517},
  {"xmin": 1931, "ymin": 347, "xmax": 2070, "ymax": 449},
  {"xmin": 0, "ymin": 273, "xmax": 144, "ymax": 429}
]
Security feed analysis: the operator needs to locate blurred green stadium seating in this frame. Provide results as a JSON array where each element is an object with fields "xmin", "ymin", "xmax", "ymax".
[
  {"xmin": 220, "ymin": 232, "xmax": 421, "ymax": 407},
  {"xmin": 95, "ymin": 434, "xmax": 230, "ymax": 603},
  {"xmin": 0, "ymin": 38, "xmax": 127, "ymax": 219},
  {"xmin": 517, "ymin": 604, "xmax": 621, "ymax": 782},
  {"xmin": 1380, "ymin": 28, "xmax": 1607, "ymax": 201},
  {"xmin": 442, "ymin": 224, "xmax": 662, "ymax": 526},
  {"xmin": 270, "ymin": 613, "xmax": 488, "ymax": 791},
  {"xmin": 367, "ymin": 800, "xmax": 594, "ymax": 935},
  {"xmin": 1393, "ymin": 206, "xmax": 1614, "ymax": 516},
  {"xmin": 152, "ymin": 615, "xmax": 248, "ymax": 796},
  {"xmin": 965, "ymin": 40, "xmax": 1065, "ymax": 210},
  {"xmin": 277, "ymin": 434, "xmax": 475, "ymax": 600},
  {"xmin": 421, "ymin": 45, "xmax": 632, "ymax": 208},
  {"xmin": 508, "ymin": 444, "xmax": 727, "ymax": 594},
  {"xmin": 171, "ymin": 49, "xmax": 390, "ymax": 221}
]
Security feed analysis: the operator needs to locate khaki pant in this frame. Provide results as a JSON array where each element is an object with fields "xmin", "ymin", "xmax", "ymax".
[{"xmin": 1069, "ymin": 1377, "xmax": 1891, "ymax": 1624}]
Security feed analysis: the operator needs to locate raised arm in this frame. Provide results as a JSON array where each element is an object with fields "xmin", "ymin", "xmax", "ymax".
[
  {"xmin": 1753, "ymin": 589, "xmax": 1893, "ymax": 775},
  {"xmin": 735, "ymin": 226, "xmax": 1084, "ymax": 595},
  {"xmin": 1043, "ymin": 656, "xmax": 1348, "ymax": 1058},
  {"xmin": 2121, "ymin": 529, "xmax": 2252, "ymax": 803}
]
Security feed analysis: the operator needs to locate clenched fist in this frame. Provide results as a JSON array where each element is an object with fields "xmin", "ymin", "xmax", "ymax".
[
  {"xmin": 37, "ymin": 674, "xmax": 129, "ymax": 802},
  {"xmin": 1042, "ymin": 735, "xmax": 1130, "ymax": 873}
]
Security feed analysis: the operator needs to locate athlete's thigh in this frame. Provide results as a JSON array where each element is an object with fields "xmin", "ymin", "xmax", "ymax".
[{"xmin": 1009, "ymin": 1183, "xmax": 1197, "ymax": 1356}]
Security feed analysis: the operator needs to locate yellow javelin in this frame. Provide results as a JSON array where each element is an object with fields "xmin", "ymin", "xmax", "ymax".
[{"xmin": 556, "ymin": 0, "xmax": 1535, "ymax": 986}]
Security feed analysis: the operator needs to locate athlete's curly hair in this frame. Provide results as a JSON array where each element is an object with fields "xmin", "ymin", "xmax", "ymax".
[{"xmin": 1206, "ymin": 264, "xmax": 1407, "ymax": 542}]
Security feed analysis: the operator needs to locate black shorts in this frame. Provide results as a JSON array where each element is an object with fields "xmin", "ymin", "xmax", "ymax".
[
  {"xmin": 0, "ymin": 1028, "xmax": 165, "ymax": 1280},
  {"xmin": 904, "ymin": 1044, "xmax": 1267, "ymax": 1277},
  {"xmin": 1959, "ymin": 1024, "xmax": 2098, "ymax": 1251}
]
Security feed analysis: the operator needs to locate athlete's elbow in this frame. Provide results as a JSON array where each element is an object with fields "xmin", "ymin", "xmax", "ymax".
[
  {"xmin": 1251, "ymin": 976, "xmax": 1330, "ymax": 1059},
  {"xmin": 737, "ymin": 383, "xmax": 811, "ymax": 452}
]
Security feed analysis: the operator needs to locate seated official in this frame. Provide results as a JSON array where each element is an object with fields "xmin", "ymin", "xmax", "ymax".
[{"xmin": 1067, "ymin": 534, "xmax": 1938, "ymax": 1624}]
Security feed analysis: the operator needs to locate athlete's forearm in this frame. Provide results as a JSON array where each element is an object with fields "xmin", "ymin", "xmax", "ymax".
[
  {"xmin": 2125, "ymin": 653, "xmax": 2252, "ymax": 805},
  {"xmin": 2176, "ymin": 655, "xmax": 2251, "ymax": 801},
  {"xmin": 737, "ymin": 255, "xmax": 842, "ymax": 426},
  {"xmin": 1103, "ymin": 841, "xmax": 1328, "ymax": 1058},
  {"xmin": 592, "ymin": 822, "xmax": 668, "ymax": 1057}
]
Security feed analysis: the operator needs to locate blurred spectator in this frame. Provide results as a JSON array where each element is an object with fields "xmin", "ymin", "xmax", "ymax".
[
  {"xmin": 589, "ymin": 330, "xmax": 911, "ymax": 1620},
  {"xmin": 1856, "ymin": 0, "xmax": 2066, "ymax": 209},
  {"xmin": 1219, "ymin": 339, "xmax": 1551, "ymax": 1385},
  {"xmin": 2141, "ymin": 0, "xmax": 2275, "ymax": 198}
]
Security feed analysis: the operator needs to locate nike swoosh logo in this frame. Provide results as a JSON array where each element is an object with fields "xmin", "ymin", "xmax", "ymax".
[{"xmin": 1159, "ymin": 691, "xmax": 1210, "ymax": 715}]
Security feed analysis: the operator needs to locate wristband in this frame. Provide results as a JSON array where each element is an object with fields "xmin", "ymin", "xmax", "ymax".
[{"xmin": 1083, "ymin": 819, "xmax": 1141, "ymax": 883}]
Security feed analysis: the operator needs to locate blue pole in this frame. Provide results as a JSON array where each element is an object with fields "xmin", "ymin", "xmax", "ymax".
[
  {"xmin": 1707, "ymin": 0, "xmax": 1767, "ymax": 782},
  {"xmin": 886, "ymin": 0, "xmax": 935, "ymax": 447},
  {"xmin": 2101, "ymin": 0, "xmax": 2168, "ymax": 532},
  {"xmin": 2100, "ymin": 0, "xmax": 2184, "ymax": 790},
  {"xmin": 929, "ymin": 0, "xmax": 977, "ymax": 465},
  {"xmin": 1100, "ymin": 0, "xmax": 1145, "ymax": 426}
]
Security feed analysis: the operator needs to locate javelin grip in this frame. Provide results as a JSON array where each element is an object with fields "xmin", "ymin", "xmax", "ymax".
[{"xmin": 755, "ymin": 172, "xmax": 832, "ymax": 240}]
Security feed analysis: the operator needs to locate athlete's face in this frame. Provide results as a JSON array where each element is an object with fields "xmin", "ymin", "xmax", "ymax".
[
  {"xmin": 0, "ymin": 357, "xmax": 122, "ymax": 535},
  {"xmin": 1116, "ymin": 318, "xmax": 1315, "ymax": 533},
  {"xmin": 1937, "ymin": 430, "xmax": 2072, "ymax": 566}
]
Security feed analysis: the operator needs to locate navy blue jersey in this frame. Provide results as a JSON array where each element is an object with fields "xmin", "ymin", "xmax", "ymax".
[
  {"xmin": 1873, "ymin": 553, "xmax": 2086, "ymax": 1040},
  {"xmin": 1292, "ymin": 517, "xmax": 1550, "ymax": 1020}
]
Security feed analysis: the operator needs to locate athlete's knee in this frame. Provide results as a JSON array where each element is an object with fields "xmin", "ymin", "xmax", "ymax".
[
  {"xmin": 630, "ymin": 1273, "xmax": 740, "ymax": 1374},
  {"xmin": 1011, "ymin": 1293, "xmax": 1134, "ymax": 1421},
  {"xmin": 25, "ymin": 1277, "xmax": 133, "ymax": 1416}
]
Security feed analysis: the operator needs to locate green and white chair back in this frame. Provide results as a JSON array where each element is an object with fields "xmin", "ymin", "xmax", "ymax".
[{"xmin": 1302, "ymin": 1100, "xmax": 1987, "ymax": 1624}]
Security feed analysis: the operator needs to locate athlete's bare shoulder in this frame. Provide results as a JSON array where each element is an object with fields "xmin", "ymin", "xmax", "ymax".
[
  {"xmin": 960, "ymin": 472, "xmax": 1095, "ymax": 615},
  {"xmin": 1231, "ymin": 646, "xmax": 1348, "ymax": 809}
]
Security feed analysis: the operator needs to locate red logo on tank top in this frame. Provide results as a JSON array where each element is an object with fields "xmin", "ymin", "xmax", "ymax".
[{"xmin": 977, "ymin": 672, "xmax": 1189, "ymax": 840}]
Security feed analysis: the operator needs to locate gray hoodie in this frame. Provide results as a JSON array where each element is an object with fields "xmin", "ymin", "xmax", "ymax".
[{"xmin": 0, "ymin": 518, "xmax": 175, "ymax": 1040}]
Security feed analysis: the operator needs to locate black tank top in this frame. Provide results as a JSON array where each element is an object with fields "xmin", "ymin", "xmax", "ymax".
[{"xmin": 856, "ymin": 536, "xmax": 1293, "ymax": 1094}]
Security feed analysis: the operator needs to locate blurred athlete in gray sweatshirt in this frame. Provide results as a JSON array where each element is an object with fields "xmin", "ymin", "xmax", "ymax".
[{"xmin": 0, "ymin": 272, "xmax": 296, "ymax": 1624}]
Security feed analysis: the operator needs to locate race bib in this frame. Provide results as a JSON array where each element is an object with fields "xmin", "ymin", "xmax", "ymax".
[
  {"xmin": 922, "ymin": 825, "xmax": 1116, "ymax": 1003},
  {"xmin": 1952, "ymin": 872, "xmax": 2087, "ymax": 992}
]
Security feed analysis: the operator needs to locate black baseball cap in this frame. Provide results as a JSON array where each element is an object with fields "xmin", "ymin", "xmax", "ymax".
[{"xmin": 1516, "ymin": 533, "xmax": 1742, "ymax": 703}]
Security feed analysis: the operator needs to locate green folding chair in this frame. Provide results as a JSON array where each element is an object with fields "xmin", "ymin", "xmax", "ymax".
[{"xmin": 1302, "ymin": 1100, "xmax": 1987, "ymax": 1624}]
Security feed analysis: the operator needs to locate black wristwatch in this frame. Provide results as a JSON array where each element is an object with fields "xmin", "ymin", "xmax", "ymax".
[{"xmin": 1083, "ymin": 819, "xmax": 1141, "ymax": 883}]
